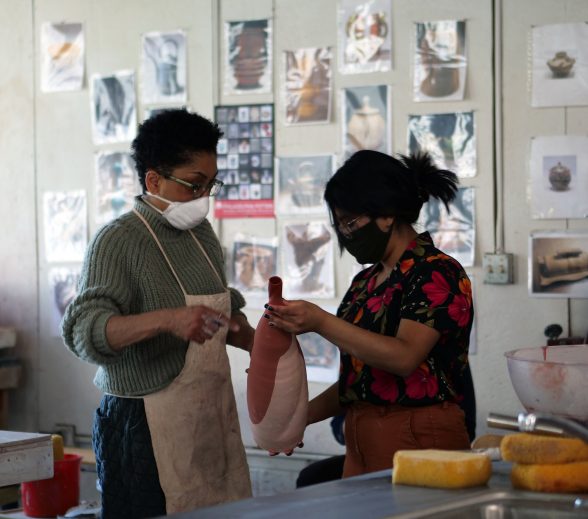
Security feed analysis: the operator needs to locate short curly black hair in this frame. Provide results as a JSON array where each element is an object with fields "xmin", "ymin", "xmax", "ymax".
[{"xmin": 131, "ymin": 109, "xmax": 223, "ymax": 191}]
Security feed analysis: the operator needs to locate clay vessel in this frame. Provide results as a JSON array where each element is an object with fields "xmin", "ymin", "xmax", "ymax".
[
  {"xmin": 548, "ymin": 161, "xmax": 571, "ymax": 191},
  {"xmin": 247, "ymin": 276, "xmax": 308, "ymax": 452},
  {"xmin": 547, "ymin": 51, "xmax": 575, "ymax": 78}
]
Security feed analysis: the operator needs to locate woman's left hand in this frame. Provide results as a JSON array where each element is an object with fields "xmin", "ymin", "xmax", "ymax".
[{"xmin": 263, "ymin": 300, "xmax": 324, "ymax": 334}]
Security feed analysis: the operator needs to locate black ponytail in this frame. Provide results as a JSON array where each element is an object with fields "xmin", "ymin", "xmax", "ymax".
[
  {"xmin": 324, "ymin": 149, "xmax": 459, "ymax": 226},
  {"xmin": 400, "ymin": 152, "xmax": 458, "ymax": 212}
]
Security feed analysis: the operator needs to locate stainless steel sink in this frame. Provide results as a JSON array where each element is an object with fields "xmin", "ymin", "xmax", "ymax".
[{"xmin": 390, "ymin": 490, "xmax": 588, "ymax": 518}]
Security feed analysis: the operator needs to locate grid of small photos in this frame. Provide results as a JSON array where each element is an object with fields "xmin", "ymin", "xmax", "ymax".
[{"xmin": 214, "ymin": 104, "xmax": 275, "ymax": 219}]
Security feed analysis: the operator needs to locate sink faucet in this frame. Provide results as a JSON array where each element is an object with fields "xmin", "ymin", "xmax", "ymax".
[{"xmin": 487, "ymin": 412, "xmax": 588, "ymax": 443}]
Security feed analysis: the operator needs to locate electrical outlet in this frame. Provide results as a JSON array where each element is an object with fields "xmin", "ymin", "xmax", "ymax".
[{"xmin": 483, "ymin": 253, "xmax": 514, "ymax": 284}]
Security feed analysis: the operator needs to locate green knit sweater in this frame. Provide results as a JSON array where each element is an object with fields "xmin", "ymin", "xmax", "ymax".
[{"xmin": 61, "ymin": 197, "xmax": 246, "ymax": 397}]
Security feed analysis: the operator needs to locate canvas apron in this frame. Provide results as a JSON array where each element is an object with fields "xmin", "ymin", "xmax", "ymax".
[{"xmin": 134, "ymin": 210, "xmax": 252, "ymax": 514}]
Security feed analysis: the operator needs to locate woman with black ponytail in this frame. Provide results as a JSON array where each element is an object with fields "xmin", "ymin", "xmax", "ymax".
[{"xmin": 266, "ymin": 150, "xmax": 475, "ymax": 477}]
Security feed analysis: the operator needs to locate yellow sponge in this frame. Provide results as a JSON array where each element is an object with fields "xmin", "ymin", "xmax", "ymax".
[
  {"xmin": 501, "ymin": 433, "xmax": 588, "ymax": 464},
  {"xmin": 392, "ymin": 449, "xmax": 492, "ymax": 489},
  {"xmin": 51, "ymin": 434, "xmax": 64, "ymax": 461},
  {"xmin": 511, "ymin": 461, "xmax": 588, "ymax": 493}
]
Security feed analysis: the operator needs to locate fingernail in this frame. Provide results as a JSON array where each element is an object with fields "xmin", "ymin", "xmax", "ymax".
[
  {"xmin": 268, "ymin": 323, "xmax": 274, "ymax": 327},
  {"xmin": 264, "ymin": 303, "xmax": 269, "ymax": 309},
  {"xmin": 267, "ymin": 305, "xmax": 274, "ymax": 311},
  {"xmin": 286, "ymin": 452, "xmax": 292, "ymax": 456},
  {"xmin": 298, "ymin": 442, "xmax": 304, "ymax": 448},
  {"xmin": 263, "ymin": 314, "xmax": 270, "ymax": 319}
]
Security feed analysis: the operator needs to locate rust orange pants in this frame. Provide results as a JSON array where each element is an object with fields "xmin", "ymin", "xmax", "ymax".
[{"xmin": 343, "ymin": 401, "xmax": 470, "ymax": 478}]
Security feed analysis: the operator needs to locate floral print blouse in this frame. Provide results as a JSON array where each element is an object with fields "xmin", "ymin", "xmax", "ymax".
[{"xmin": 337, "ymin": 232, "xmax": 473, "ymax": 408}]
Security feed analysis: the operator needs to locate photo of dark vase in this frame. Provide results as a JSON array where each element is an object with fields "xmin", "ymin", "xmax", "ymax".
[
  {"xmin": 246, "ymin": 276, "xmax": 308, "ymax": 452},
  {"xmin": 232, "ymin": 23, "xmax": 267, "ymax": 89},
  {"xmin": 548, "ymin": 161, "xmax": 571, "ymax": 191},
  {"xmin": 547, "ymin": 51, "xmax": 575, "ymax": 78}
]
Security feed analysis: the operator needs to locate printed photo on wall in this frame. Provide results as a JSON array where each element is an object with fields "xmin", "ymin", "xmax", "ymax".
[
  {"xmin": 43, "ymin": 190, "xmax": 87, "ymax": 263},
  {"xmin": 140, "ymin": 30, "xmax": 187, "ymax": 105},
  {"xmin": 529, "ymin": 135, "xmax": 588, "ymax": 219},
  {"xmin": 413, "ymin": 20, "xmax": 466, "ymax": 102},
  {"xmin": 224, "ymin": 19, "xmax": 272, "ymax": 95},
  {"xmin": 90, "ymin": 70, "xmax": 137, "ymax": 145},
  {"xmin": 48, "ymin": 266, "xmax": 81, "ymax": 336},
  {"xmin": 284, "ymin": 47, "xmax": 332, "ymax": 125},
  {"xmin": 276, "ymin": 155, "xmax": 335, "ymax": 216},
  {"xmin": 408, "ymin": 111, "xmax": 476, "ymax": 178},
  {"xmin": 338, "ymin": 0, "xmax": 392, "ymax": 74},
  {"xmin": 342, "ymin": 85, "xmax": 391, "ymax": 159},
  {"xmin": 529, "ymin": 231, "xmax": 588, "ymax": 298},
  {"xmin": 230, "ymin": 235, "xmax": 278, "ymax": 297},
  {"xmin": 281, "ymin": 221, "xmax": 335, "ymax": 299},
  {"xmin": 95, "ymin": 151, "xmax": 140, "ymax": 225},
  {"xmin": 299, "ymin": 307, "xmax": 339, "ymax": 383},
  {"xmin": 40, "ymin": 22, "xmax": 85, "ymax": 93},
  {"xmin": 531, "ymin": 23, "xmax": 588, "ymax": 108},
  {"xmin": 418, "ymin": 187, "xmax": 475, "ymax": 267},
  {"xmin": 214, "ymin": 103, "xmax": 275, "ymax": 218}
]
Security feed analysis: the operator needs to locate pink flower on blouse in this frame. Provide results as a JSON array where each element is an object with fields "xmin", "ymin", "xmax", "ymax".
[
  {"xmin": 422, "ymin": 271, "xmax": 451, "ymax": 307},
  {"xmin": 366, "ymin": 286, "xmax": 396, "ymax": 313},
  {"xmin": 370, "ymin": 367, "xmax": 399, "ymax": 402},
  {"xmin": 448, "ymin": 293, "xmax": 471, "ymax": 327},
  {"xmin": 405, "ymin": 365, "xmax": 439, "ymax": 399}
]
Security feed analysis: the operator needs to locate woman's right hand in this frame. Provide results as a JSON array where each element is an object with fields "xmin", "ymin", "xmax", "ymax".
[{"xmin": 167, "ymin": 306, "xmax": 238, "ymax": 344}]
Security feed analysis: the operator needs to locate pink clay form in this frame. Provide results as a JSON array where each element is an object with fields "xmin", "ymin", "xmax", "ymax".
[{"xmin": 247, "ymin": 276, "xmax": 309, "ymax": 452}]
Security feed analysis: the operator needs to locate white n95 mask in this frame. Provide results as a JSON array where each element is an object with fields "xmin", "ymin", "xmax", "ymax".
[{"xmin": 149, "ymin": 193, "xmax": 210, "ymax": 230}]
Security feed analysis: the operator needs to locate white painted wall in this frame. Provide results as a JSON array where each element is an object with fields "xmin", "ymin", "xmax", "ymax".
[{"xmin": 0, "ymin": 0, "xmax": 587, "ymax": 462}]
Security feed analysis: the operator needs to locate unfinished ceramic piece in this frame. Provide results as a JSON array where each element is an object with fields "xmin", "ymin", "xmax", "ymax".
[{"xmin": 246, "ymin": 276, "xmax": 308, "ymax": 452}]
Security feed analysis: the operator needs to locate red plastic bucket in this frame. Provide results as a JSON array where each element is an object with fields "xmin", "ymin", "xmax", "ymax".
[{"xmin": 21, "ymin": 453, "xmax": 83, "ymax": 518}]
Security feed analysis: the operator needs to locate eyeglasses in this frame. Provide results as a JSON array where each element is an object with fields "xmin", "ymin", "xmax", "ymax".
[
  {"xmin": 336, "ymin": 214, "xmax": 366, "ymax": 238},
  {"xmin": 162, "ymin": 173, "xmax": 224, "ymax": 197}
]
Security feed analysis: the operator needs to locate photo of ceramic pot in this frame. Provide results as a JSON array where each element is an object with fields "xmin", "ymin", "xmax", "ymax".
[
  {"xmin": 548, "ymin": 161, "xmax": 572, "ymax": 191},
  {"xmin": 346, "ymin": 11, "xmax": 388, "ymax": 40},
  {"xmin": 232, "ymin": 24, "xmax": 267, "ymax": 89},
  {"xmin": 547, "ymin": 51, "xmax": 575, "ymax": 78},
  {"xmin": 347, "ymin": 96, "xmax": 386, "ymax": 151}
]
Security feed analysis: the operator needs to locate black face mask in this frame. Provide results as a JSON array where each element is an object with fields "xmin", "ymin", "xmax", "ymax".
[{"xmin": 340, "ymin": 219, "xmax": 392, "ymax": 265}]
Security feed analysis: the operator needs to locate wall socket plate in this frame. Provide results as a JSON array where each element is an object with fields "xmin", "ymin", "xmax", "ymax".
[{"xmin": 483, "ymin": 253, "xmax": 514, "ymax": 284}]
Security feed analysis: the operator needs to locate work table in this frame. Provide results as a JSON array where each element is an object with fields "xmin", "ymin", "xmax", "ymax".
[{"xmin": 164, "ymin": 461, "xmax": 586, "ymax": 519}]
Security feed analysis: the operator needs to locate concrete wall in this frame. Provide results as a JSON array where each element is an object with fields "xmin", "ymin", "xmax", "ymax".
[{"xmin": 1, "ymin": 0, "xmax": 587, "ymax": 466}]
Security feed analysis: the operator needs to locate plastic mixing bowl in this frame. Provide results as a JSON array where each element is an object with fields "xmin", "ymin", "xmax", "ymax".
[{"xmin": 505, "ymin": 344, "xmax": 588, "ymax": 423}]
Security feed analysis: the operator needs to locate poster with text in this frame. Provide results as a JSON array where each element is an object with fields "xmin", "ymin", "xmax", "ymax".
[
  {"xmin": 281, "ymin": 220, "xmax": 335, "ymax": 299},
  {"xmin": 48, "ymin": 266, "xmax": 81, "ymax": 336},
  {"xmin": 141, "ymin": 30, "xmax": 187, "ymax": 105},
  {"xmin": 529, "ymin": 231, "xmax": 588, "ymax": 298},
  {"xmin": 284, "ymin": 47, "xmax": 332, "ymax": 125},
  {"xmin": 90, "ymin": 70, "xmax": 137, "ymax": 145},
  {"xmin": 342, "ymin": 85, "xmax": 391, "ymax": 159},
  {"xmin": 40, "ymin": 22, "xmax": 85, "ymax": 92},
  {"xmin": 214, "ymin": 103, "xmax": 275, "ymax": 218},
  {"xmin": 43, "ymin": 190, "xmax": 87, "ymax": 263},
  {"xmin": 224, "ymin": 19, "xmax": 272, "ymax": 95},
  {"xmin": 413, "ymin": 20, "xmax": 466, "ymax": 102},
  {"xmin": 338, "ymin": 0, "xmax": 392, "ymax": 74},
  {"xmin": 418, "ymin": 187, "xmax": 475, "ymax": 267},
  {"xmin": 531, "ymin": 23, "xmax": 588, "ymax": 108},
  {"xmin": 529, "ymin": 135, "xmax": 588, "ymax": 219},
  {"xmin": 408, "ymin": 111, "xmax": 476, "ymax": 178},
  {"xmin": 95, "ymin": 151, "xmax": 140, "ymax": 225},
  {"xmin": 230, "ymin": 235, "xmax": 278, "ymax": 298},
  {"xmin": 276, "ymin": 155, "xmax": 335, "ymax": 216}
]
